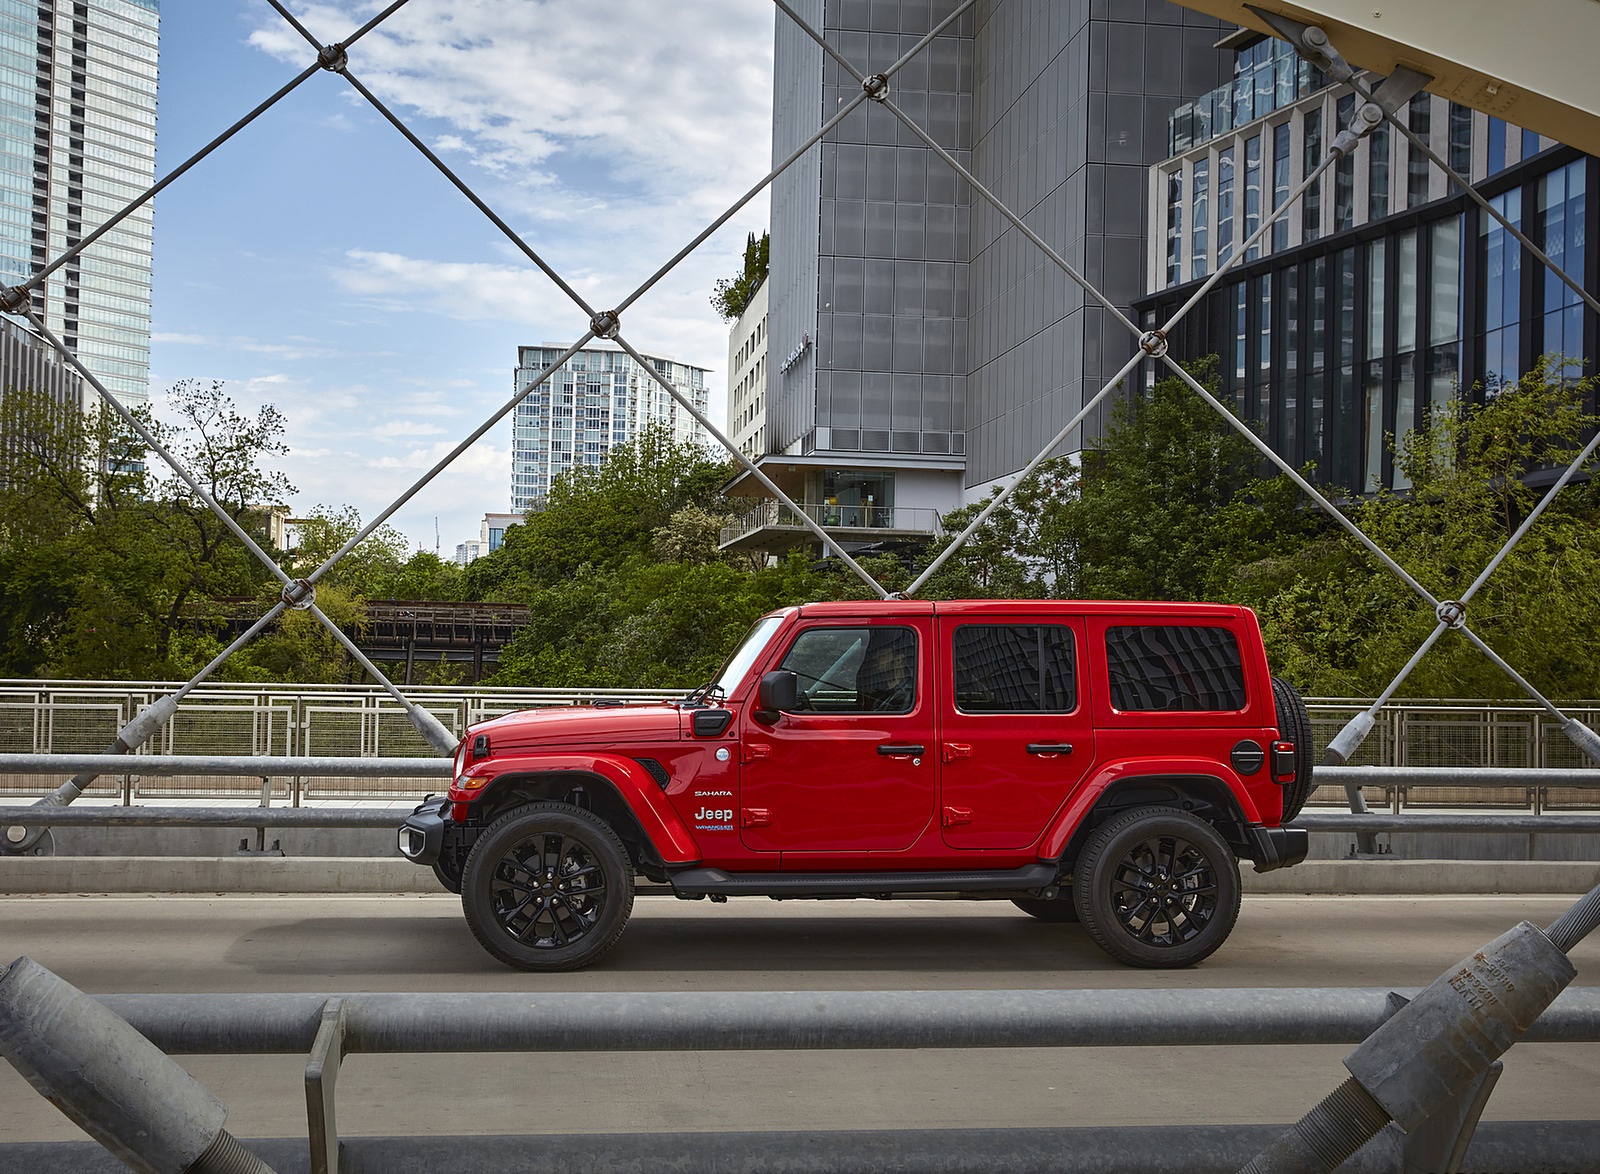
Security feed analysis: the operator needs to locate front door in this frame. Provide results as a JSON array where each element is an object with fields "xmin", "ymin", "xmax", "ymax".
[
  {"xmin": 937, "ymin": 618, "xmax": 1094, "ymax": 850},
  {"xmin": 738, "ymin": 619, "xmax": 936, "ymax": 854}
]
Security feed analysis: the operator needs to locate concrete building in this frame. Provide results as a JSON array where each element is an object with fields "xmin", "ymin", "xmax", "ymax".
[
  {"xmin": 455, "ymin": 511, "xmax": 524, "ymax": 566},
  {"xmin": 726, "ymin": 277, "xmax": 768, "ymax": 462},
  {"xmin": 511, "ymin": 344, "xmax": 711, "ymax": 513},
  {"xmin": 0, "ymin": 315, "xmax": 83, "ymax": 418},
  {"xmin": 726, "ymin": 0, "xmax": 1229, "ymax": 555},
  {"xmin": 0, "ymin": 0, "xmax": 160, "ymax": 410},
  {"xmin": 1135, "ymin": 33, "xmax": 1595, "ymax": 494}
]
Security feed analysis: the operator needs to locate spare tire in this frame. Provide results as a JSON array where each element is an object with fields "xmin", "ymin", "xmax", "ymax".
[{"xmin": 1272, "ymin": 676, "xmax": 1315, "ymax": 821}]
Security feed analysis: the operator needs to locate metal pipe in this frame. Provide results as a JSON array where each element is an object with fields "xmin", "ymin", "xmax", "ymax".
[
  {"xmin": 9, "ymin": 1121, "xmax": 1600, "ymax": 1174},
  {"xmin": 0, "ymin": 754, "xmax": 447, "ymax": 777},
  {"xmin": 79, "ymin": 987, "xmax": 1600, "ymax": 1056},
  {"xmin": 0, "ymin": 806, "xmax": 415, "ymax": 829}
]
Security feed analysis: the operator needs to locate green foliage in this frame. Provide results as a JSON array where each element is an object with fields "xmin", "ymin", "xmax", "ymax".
[
  {"xmin": 0, "ymin": 380, "xmax": 291, "ymax": 678},
  {"xmin": 710, "ymin": 231, "xmax": 770, "ymax": 321}
]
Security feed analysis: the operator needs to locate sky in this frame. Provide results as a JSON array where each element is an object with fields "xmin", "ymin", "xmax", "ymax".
[{"xmin": 149, "ymin": 1, "xmax": 776, "ymax": 556}]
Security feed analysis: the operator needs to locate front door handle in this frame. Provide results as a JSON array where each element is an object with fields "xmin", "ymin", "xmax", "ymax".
[
  {"xmin": 1026, "ymin": 743, "xmax": 1073, "ymax": 755},
  {"xmin": 878, "ymin": 743, "xmax": 925, "ymax": 757}
]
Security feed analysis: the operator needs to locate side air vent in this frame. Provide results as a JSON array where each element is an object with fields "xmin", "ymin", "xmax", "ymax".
[{"xmin": 633, "ymin": 757, "xmax": 672, "ymax": 791}]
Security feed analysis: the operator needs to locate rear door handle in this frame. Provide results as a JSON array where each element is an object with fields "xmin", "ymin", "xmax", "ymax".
[
  {"xmin": 1026, "ymin": 743, "xmax": 1073, "ymax": 755},
  {"xmin": 878, "ymin": 743, "xmax": 925, "ymax": 757}
]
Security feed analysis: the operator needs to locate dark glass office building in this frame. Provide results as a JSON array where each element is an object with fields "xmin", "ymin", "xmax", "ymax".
[{"xmin": 1137, "ymin": 40, "xmax": 1596, "ymax": 494}]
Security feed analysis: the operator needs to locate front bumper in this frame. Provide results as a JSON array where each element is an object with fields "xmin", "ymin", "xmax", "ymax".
[
  {"xmin": 397, "ymin": 794, "xmax": 451, "ymax": 866},
  {"xmin": 1246, "ymin": 825, "xmax": 1309, "ymax": 873}
]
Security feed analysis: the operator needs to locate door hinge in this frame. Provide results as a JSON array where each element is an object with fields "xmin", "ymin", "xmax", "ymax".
[
  {"xmin": 942, "ymin": 805, "xmax": 973, "ymax": 827},
  {"xmin": 941, "ymin": 742, "xmax": 971, "ymax": 763},
  {"xmin": 741, "ymin": 742, "xmax": 770, "ymax": 764},
  {"xmin": 741, "ymin": 807, "xmax": 770, "ymax": 828}
]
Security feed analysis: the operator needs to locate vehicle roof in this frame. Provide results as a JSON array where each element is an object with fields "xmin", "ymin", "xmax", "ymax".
[{"xmin": 790, "ymin": 598, "xmax": 1249, "ymax": 619}]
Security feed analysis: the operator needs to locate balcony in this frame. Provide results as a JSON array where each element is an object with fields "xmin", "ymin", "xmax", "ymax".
[{"xmin": 718, "ymin": 500, "xmax": 943, "ymax": 555}]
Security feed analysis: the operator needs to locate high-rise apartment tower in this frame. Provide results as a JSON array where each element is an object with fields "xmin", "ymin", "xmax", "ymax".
[{"xmin": 0, "ymin": 0, "xmax": 160, "ymax": 409}]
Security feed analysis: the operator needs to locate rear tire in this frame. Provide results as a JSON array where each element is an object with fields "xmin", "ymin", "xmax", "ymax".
[
  {"xmin": 1272, "ymin": 676, "xmax": 1315, "ymax": 821},
  {"xmin": 461, "ymin": 802, "xmax": 634, "ymax": 972},
  {"xmin": 1073, "ymin": 806, "xmax": 1240, "ymax": 969},
  {"xmin": 1012, "ymin": 896, "xmax": 1078, "ymax": 923}
]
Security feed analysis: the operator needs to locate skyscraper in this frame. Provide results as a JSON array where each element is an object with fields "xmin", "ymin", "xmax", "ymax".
[
  {"xmin": 726, "ymin": 0, "xmax": 1229, "ymax": 554},
  {"xmin": 511, "ymin": 344, "xmax": 711, "ymax": 512},
  {"xmin": 0, "ymin": 0, "xmax": 160, "ymax": 410},
  {"xmin": 1137, "ymin": 33, "xmax": 1595, "ymax": 495}
]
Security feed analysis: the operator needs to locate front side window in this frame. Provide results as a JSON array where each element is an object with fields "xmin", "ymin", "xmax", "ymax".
[
  {"xmin": 1106, "ymin": 626, "xmax": 1246, "ymax": 712},
  {"xmin": 779, "ymin": 626, "xmax": 917, "ymax": 714},
  {"xmin": 953, "ymin": 625, "xmax": 1076, "ymax": 713}
]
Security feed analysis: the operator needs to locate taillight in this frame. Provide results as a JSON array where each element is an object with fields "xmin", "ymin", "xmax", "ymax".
[{"xmin": 1271, "ymin": 740, "xmax": 1297, "ymax": 782}]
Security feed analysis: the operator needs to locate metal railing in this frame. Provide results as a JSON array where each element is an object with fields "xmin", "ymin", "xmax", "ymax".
[
  {"xmin": 719, "ymin": 499, "xmax": 945, "ymax": 547},
  {"xmin": 4, "ymin": 977, "xmax": 1599, "ymax": 1173}
]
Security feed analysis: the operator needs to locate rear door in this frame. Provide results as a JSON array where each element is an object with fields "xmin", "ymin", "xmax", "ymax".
[{"xmin": 936, "ymin": 613, "xmax": 1095, "ymax": 850}]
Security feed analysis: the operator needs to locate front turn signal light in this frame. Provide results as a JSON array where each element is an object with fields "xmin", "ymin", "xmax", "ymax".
[{"xmin": 457, "ymin": 773, "xmax": 491, "ymax": 791}]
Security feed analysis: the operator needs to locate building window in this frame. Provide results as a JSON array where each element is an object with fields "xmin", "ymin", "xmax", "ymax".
[
  {"xmin": 1522, "ymin": 127, "xmax": 1542, "ymax": 162},
  {"xmin": 1407, "ymin": 95, "xmax": 1432, "ymax": 208},
  {"xmin": 1368, "ymin": 121, "xmax": 1391, "ymax": 222},
  {"xmin": 1277, "ymin": 263, "xmax": 1300, "ymax": 458},
  {"xmin": 1537, "ymin": 159, "xmax": 1587, "ymax": 370},
  {"xmin": 1233, "ymin": 281, "xmax": 1249, "ymax": 412},
  {"xmin": 1334, "ymin": 94, "xmax": 1356, "ymax": 231},
  {"xmin": 1218, "ymin": 146, "xmax": 1236, "ymax": 266},
  {"xmin": 1333, "ymin": 247, "xmax": 1359, "ymax": 489},
  {"xmin": 1272, "ymin": 123, "xmax": 1291, "ymax": 252},
  {"xmin": 1364, "ymin": 239, "xmax": 1387, "ymax": 492},
  {"xmin": 1255, "ymin": 272, "xmax": 1273, "ymax": 434},
  {"xmin": 1394, "ymin": 229, "xmax": 1420, "ymax": 488},
  {"xmin": 1244, "ymin": 134, "xmax": 1263, "ymax": 259},
  {"xmin": 1191, "ymin": 158, "xmax": 1210, "ymax": 279},
  {"xmin": 1308, "ymin": 254, "xmax": 1327, "ymax": 468},
  {"xmin": 1448, "ymin": 103, "xmax": 1472, "ymax": 177},
  {"xmin": 1487, "ymin": 117, "xmax": 1507, "ymax": 176},
  {"xmin": 1166, "ymin": 168, "xmax": 1184, "ymax": 286},
  {"xmin": 1303, "ymin": 107, "xmax": 1322, "ymax": 241}
]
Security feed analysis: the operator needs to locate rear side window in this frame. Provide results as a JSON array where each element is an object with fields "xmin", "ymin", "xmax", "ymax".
[
  {"xmin": 953, "ymin": 624, "xmax": 1076, "ymax": 713},
  {"xmin": 1106, "ymin": 625, "xmax": 1245, "ymax": 712}
]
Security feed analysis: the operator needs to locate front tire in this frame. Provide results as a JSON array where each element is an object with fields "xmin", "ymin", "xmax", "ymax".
[
  {"xmin": 461, "ymin": 802, "xmax": 634, "ymax": 972},
  {"xmin": 1073, "ymin": 806, "xmax": 1240, "ymax": 968}
]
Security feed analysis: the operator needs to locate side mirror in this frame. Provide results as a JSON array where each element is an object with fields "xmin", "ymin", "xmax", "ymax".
[{"xmin": 755, "ymin": 670, "xmax": 799, "ymax": 721}]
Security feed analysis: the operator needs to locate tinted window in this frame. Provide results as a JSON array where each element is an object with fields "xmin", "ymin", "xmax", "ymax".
[
  {"xmin": 778, "ymin": 626, "xmax": 917, "ymax": 714},
  {"xmin": 953, "ymin": 625, "xmax": 1076, "ymax": 713},
  {"xmin": 1106, "ymin": 626, "xmax": 1246, "ymax": 712}
]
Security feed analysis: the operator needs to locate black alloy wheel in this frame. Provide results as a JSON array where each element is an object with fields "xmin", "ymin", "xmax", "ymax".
[
  {"xmin": 1072, "ymin": 806, "xmax": 1240, "ymax": 968},
  {"xmin": 460, "ymin": 802, "xmax": 634, "ymax": 972}
]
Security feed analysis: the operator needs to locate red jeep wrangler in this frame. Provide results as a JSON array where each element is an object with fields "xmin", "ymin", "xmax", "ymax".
[{"xmin": 399, "ymin": 600, "xmax": 1311, "ymax": 971}]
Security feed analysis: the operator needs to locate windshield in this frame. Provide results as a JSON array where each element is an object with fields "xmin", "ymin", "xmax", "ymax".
[{"xmin": 711, "ymin": 613, "xmax": 786, "ymax": 696}]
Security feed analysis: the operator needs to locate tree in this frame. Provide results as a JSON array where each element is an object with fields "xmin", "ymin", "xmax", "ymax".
[
  {"xmin": 0, "ymin": 381, "xmax": 292, "ymax": 678},
  {"xmin": 710, "ymin": 231, "xmax": 769, "ymax": 321}
]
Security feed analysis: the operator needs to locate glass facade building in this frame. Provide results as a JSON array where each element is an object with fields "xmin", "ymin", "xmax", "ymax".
[
  {"xmin": 510, "ymin": 345, "xmax": 710, "ymax": 513},
  {"xmin": 751, "ymin": 0, "xmax": 1230, "ymax": 541},
  {"xmin": 0, "ymin": 0, "xmax": 159, "ymax": 409},
  {"xmin": 1140, "ymin": 42, "xmax": 1596, "ymax": 496}
]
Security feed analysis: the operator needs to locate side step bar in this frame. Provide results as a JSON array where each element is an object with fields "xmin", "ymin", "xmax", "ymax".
[{"xmin": 669, "ymin": 862, "xmax": 1059, "ymax": 898}]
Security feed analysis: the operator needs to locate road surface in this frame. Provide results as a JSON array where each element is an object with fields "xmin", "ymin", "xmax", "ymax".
[{"xmin": 2, "ymin": 892, "xmax": 1597, "ymax": 1145}]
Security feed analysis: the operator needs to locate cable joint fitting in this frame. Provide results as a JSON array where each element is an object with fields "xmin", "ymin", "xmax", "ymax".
[
  {"xmin": 1139, "ymin": 329, "xmax": 1168, "ymax": 358},
  {"xmin": 318, "ymin": 43, "xmax": 349, "ymax": 73},
  {"xmin": 863, "ymin": 74, "xmax": 890, "ymax": 102},
  {"xmin": 0, "ymin": 285, "xmax": 30, "ymax": 314},
  {"xmin": 282, "ymin": 579, "xmax": 317, "ymax": 610},
  {"xmin": 1436, "ymin": 599, "xmax": 1467, "ymax": 629},
  {"xmin": 590, "ymin": 310, "xmax": 620, "ymax": 339}
]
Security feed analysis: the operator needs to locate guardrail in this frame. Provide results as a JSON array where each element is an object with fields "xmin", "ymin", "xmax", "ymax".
[{"xmin": 4, "ymin": 979, "xmax": 1600, "ymax": 1173}]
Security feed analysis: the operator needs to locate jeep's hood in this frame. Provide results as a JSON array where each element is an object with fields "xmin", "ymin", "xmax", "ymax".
[{"xmin": 468, "ymin": 704, "xmax": 683, "ymax": 751}]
